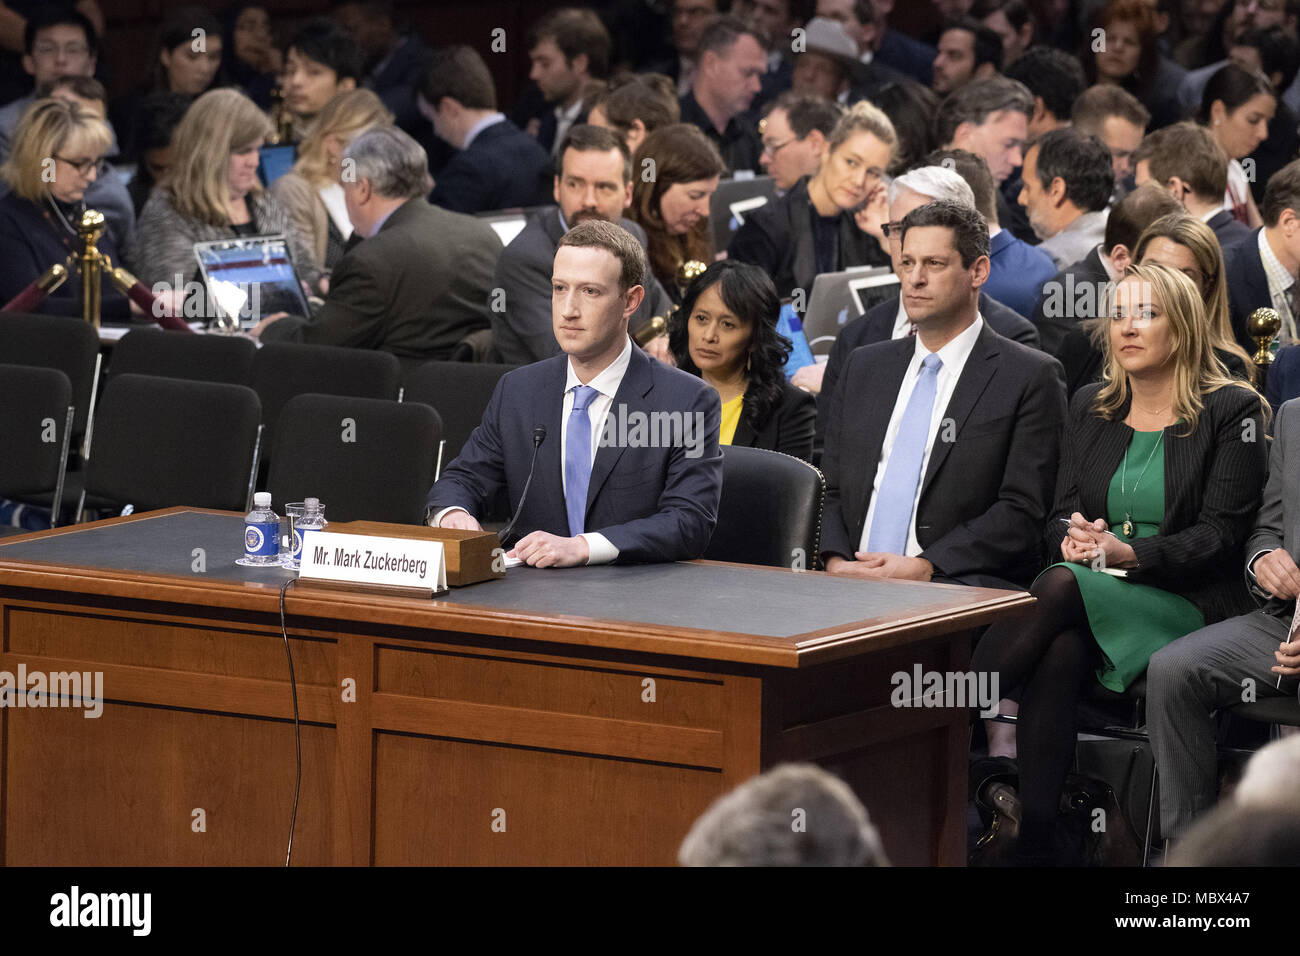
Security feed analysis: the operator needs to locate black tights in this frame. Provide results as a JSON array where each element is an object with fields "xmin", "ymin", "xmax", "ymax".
[{"xmin": 970, "ymin": 566, "xmax": 1099, "ymax": 847}]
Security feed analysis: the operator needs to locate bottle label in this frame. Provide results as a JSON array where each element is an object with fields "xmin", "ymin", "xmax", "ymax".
[
  {"xmin": 291, "ymin": 527, "xmax": 303, "ymax": 561},
  {"xmin": 245, "ymin": 520, "xmax": 278, "ymax": 556}
]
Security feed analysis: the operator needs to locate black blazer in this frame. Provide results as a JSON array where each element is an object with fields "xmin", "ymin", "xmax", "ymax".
[
  {"xmin": 1029, "ymin": 245, "xmax": 1110, "ymax": 357},
  {"xmin": 429, "ymin": 119, "xmax": 552, "ymax": 215},
  {"xmin": 815, "ymin": 291, "xmax": 1043, "ymax": 453},
  {"xmin": 821, "ymin": 321, "xmax": 1067, "ymax": 588},
  {"xmin": 1048, "ymin": 382, "xmax": 1267, "ymax": 624},
  {"xmin": 1223, "ymin": 228, "xmax": 1272, "ymax": 354},
  {"xmin": 1205, "ymin": 209, "xmax": 1251, "ymax": 250},
  {"xmin": 726, "ymin": 177, "xmax": 890, "ymax": 300},
  {"xmin": 731, "ymin": 379, "xmax": 816, "ymax": 462}
]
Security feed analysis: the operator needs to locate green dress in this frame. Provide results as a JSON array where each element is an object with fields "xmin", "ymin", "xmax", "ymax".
[{"xmin": 1050, "ymin": 429, "xmax": 1204, "ymax": 692}]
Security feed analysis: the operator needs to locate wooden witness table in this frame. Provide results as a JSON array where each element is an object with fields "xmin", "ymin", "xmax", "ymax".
[{"xmin": 0, "ymin": 508, "xmax": 1032, "ymax": 866}]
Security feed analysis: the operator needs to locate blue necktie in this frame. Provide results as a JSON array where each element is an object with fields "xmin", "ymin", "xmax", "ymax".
[
  {"xmin": 565, "ymin": 385, "xmax": 599, "ymax": 536},
  {"xmin": 867, "ymin": 353, "xmax": 943, "ymax": 555}
]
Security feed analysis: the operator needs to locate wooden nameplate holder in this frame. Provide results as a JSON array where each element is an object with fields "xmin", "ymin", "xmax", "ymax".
[{"xmin": 327, "ymin": 521, "xmax": 504, "ymax": 587}]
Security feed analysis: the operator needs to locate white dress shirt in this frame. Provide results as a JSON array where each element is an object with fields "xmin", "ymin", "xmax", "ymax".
[
  {"xmin": 1258, "ymin": 227, "xmax": 1298, "ymax": 346},
  {"xmin": 317, "ymin": 182, "xmax": 353, "ymax": 241},
  {"xmin": 859, "ymin": 316, "xmax": 985, "ymax": 557},
  {"xmin": 890, "ymin": 296, "xmax": 913, "ymax": 339},
  {"xmin": 550, "ymin": 99, "xmax": 584, "ymax": 158}
]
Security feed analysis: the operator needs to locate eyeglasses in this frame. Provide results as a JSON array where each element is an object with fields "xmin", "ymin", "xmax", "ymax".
[
  {"xmin": 761, "ymin": 138, "xmax": 794, "ymax": 157},
  {"xmin": 33, "ymin": 43, "xmax": 90, "ymax": 58},
  {"xmin": 881, "ymin": 221, "xmax": 903, "ymax": 238},
  {"xmin": 54, "ymin": 155, "xmax": 101, "ymax": 176}
]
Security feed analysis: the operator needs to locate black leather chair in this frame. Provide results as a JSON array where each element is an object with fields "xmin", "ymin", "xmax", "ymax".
[
  {"xmin": 0, "ymin": 364, "xmax": 74, "ymax": 534},
  {"xmin": 81, "ymin": 374, "xmax": 262, "ymax": 517},
  {"xmin": 403, "ymin": 360, "xmax": 518, "ymax": 477},
  {"xmin": 0, "ymin": 312, "xmax": 101, "ymax": 451},
  {"xmin": 703, "ymin": 446, "xmax": 825, "ymax": 569},
  {"xmin": 109, "ymin": 328, "xmax": 257, "ymax": 385},
  {"xmin": 267, "ymin": 393, "xmax": 442, "ymax": 524}
]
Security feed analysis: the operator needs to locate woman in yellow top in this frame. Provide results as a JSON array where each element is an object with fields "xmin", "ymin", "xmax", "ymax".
[{"xmin": 667, "ymin": 260, "xmax": 816, "ymax": 462}]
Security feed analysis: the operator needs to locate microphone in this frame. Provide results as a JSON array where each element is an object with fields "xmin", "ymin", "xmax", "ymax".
[{"xmin": 497, "ymin": 425, "xmax": 547, "ymax": 545}]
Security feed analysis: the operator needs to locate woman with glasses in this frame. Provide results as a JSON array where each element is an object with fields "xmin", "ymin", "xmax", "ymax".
[
  {"xmin": 0, "ymin": 97, "xmax": 130, "ymax": 319},
  {"xmin": 727, "ymin": 99, "xmax": 894, "ymax": 301}
]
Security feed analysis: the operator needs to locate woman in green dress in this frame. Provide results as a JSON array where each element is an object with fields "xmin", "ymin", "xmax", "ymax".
[{"xmin": 971, "ymin": 262, "xmax": 1268, "ymax": 865}]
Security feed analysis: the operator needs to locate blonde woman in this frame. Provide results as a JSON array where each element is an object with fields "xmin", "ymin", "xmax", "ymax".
[
  {"xmin": 727, "ymin": 99, "xmax": 895, "ymax": 299},
  {"xmin": 127, "ymin": 88, "xmax": 316, "ymax": 306},
  {"xmin": 972, "ymin": 262, "xmax": 1267, "ymax": 865},
  {"xmin": 0, "ymin": 97, "xmax": 130, "ymax": 319},
  {"xmin": 271, "ymin": 89, "xmax": 392, "ymax": 284}
]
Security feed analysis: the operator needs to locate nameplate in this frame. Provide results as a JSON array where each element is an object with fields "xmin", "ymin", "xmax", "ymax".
[{"xmin": 297, "ymin": 530, "xmax": 447, "ymax": 596}]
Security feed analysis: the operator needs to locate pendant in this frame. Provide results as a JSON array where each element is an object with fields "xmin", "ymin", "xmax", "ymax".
[{"xmin": 1122, "ymin": 518, "xmax": 1134, "ymax": 538}]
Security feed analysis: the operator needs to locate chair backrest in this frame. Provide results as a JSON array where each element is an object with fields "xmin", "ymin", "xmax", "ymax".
[
  {"xmin": 0, "ymin": 364, "xmax": 74, "ymax": 519},
  {"xmin": 267, "ymin": 393, "xmax": 442, "ymax": 524},
  {"xmin": 109, "ymin": 328, "xmax": 257, "ymax": 385},
  {"xmin": 249, "ymin": 342, "xmax": 402, "ymax": 456},
  {"xmin": 84, "ymin": 373, "xmax": 262, "ymax": 513},
  {"xmin": 403, "ymin": 360, "xmax": 517, "ymax": 473},
  {"xmin": 703, "ymin": 446, "xmax": 825, "ymax": 569},
  {"xmin": 0, "ymin": 312, "xmax": 101, "ymax": 442}
]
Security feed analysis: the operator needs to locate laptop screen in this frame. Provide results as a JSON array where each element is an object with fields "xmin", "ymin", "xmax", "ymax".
[
  {"xmin": 258, "ymin": 145, "xmax": 296, "ymax": 187},
  {"xmin": 194, "ymin": 236, "xmax": 310, "ymax": 329}
]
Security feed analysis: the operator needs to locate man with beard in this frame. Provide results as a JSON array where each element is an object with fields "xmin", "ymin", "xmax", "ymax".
[{"xmin": 492, "ymin": 125, "xmax": 674, "ymax": 365}]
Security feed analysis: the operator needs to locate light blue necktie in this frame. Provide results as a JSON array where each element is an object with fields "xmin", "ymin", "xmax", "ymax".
[
  {"xmin": 565, "ymin": 385, "xmax": 599, "ymax": 536},
  {"xmin": 867, "ymin": 353, "xmax": 943, "ymax": 555}
]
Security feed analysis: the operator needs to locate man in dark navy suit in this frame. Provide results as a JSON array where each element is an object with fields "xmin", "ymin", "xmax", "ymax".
[
  {"xmin": 1223, "ymin": 159, "xmax": 1300, "ymax": 353},
  {"xmin": 1133, "ymin": 121, "xmax": 1252, "ymax": 251},
  {"xmin": 421, "ymin": 46, "xmax": 552, "ymax": 215},
  {"xmin": 428, "ymin": 220, "xmax": 723, "ymax": 567}
]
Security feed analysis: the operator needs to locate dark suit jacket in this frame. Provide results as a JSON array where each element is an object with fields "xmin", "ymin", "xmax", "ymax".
[
  {"xmin": 731, "ymin": 380, "xmax": 817, "ymax": 462},
  {"xmin": 1244, "ymin": 397, "xmax": 1300, "ymax": 616},
  {"xmin": 1224, "ymin": 228, "xmax": 1274, "ymax": 354},
  {"xmin": 1030, "ymin": 245, "xmax": 1111, "ymax": 357},
  {"xmin": 260, "ymin": 198, "xmax": 501, "ymax": 361},
  {"xmin": 1206, "ymin": 209, "xmax": 1251, "ymax": 250},
  {"xmin": 427, "ymin": 346, "xmax": 724, "ymax": 563},
  {"xmin": 816, "ymin": 291, "xmax": 1043, "ymax": 452},
  {"xmin": 492, "ymin": 207, "xmax": 673, "ymax": 365},
  {"xmin": 367, "ymin": 33, "xmax": 434, "ymax": 136},
  {"xmin": 1265, "ymin": 345, "xmax": 1300, "ymax": 410},
  {"xmin": 874, "ymin": 29, "xmax": 935, "ymax": 85},
  {"xmin": 1050, "ymin": 382, "xmax": 1267, "ymax": 624},
  {"xmin": 821, "ymin": 322, "xmax": 1067, "ymax": 588},
  {"xmin": 430, "ymin": 119, "xmax": 552, "ymax": 214},
  {"xmin": 727, "ymin": 177, "xmax": 891, "ymax": 300}
]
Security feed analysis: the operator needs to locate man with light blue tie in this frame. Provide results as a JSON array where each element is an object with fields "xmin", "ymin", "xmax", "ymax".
[
  {"xmin": 820, "ymin": 199, "xmax": 1066, "ymax": 589},
  {"xmin": 427, "ymin": 219, "xmax": 723, "ymax": 567}
]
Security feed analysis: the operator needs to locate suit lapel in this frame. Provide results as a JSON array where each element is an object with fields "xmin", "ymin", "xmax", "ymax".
[
  {"xmin": 585, "ymin": 345, "xmax": 652, "ymax": 515},
  {"xmin": 919, "ymin": 325, "xmax": 997, "ymax": 497},
  {"xmin": 731, "ymin": 414, "xmax": 756, "ymax": 448},
  {"xmin": 537, "ymin": 357, "xmax": 569, "ymax": 524}
]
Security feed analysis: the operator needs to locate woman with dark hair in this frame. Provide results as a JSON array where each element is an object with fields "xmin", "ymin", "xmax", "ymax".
[
  {"xmin": 668, "ymin": 260, "xmax": 816, "ymax": 461},
  {"xmin": 628, "ymin": 123, "xmax": 726, "ymax": 304},
  {"xmin": 224, "ymin": 4, "xmax": 281, "ymax": 110},
  {"xmin": 1083, "ymin": 0, "xmax": 1185, "ymax": 130},
  {"xmin": 870, "ymin": 80, "xmax": 938, "ymax": 176},
  {"xmin": 1200, "ymin": 63, "xmax": 1275, "ymax": 227}
]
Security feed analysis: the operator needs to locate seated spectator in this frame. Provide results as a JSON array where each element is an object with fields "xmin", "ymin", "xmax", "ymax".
[
  {"xmin": 253, "ymin": 126, "xmax": 500, "ymax": 368},
  {"xmin": 931, "ymin": 17, "xmax": 1002, "ymax": 96},
  {"xmin": 223, "ymin": 4, "xmax": 280, "ymax": 110},
  {"xmin": 1003, "ymin": 46, "xmax": 1085, "ymax": 142},
  {"xmin": 127, "ymin": 89, "xmax": 316, "ymax": 311},
  {"xmin": 667, "ymin": 260, "xmax": 816, "ymax": 460},
  {"xmin": 728, "ymin": 99, "xmax": 894, "ymax": 299},
  {"xmin": 0, "ymin": 6, "xmax": 99, "ymax": 159},
  {"xmin": 526, "ymin": 7, "xmax": 610, "ymax": 156},
  {"xmin": 647, "ymin": 0, "xmax": 721, "ymax": 98},
  {"xmin": 1201, "ymin": 63, "xmax": 1275, "ymax": 229},
  {"xmin": 791, "ymin": 17, "xmax": 863, "ymax": 104},
  {"xmin": 974, "ymin": 262, "xmax": 1268, "ymax": 864},
  {"xmin": 1223, "ymin": 159, "xmax": 1300, "ymax": 351},
  {"xmin": 819, "ymin": 199, "xmax": 1066, "ymax": 587},
  {"xmin": 422, "ymin": 45, "xmax": 551, "ymax": 214},
  {"xmin": 807, "ymin": 5, "xmax": 907, "ymax": 102},
  {"xmin": 1170, "ymin": 805, "xmax": 1300, "ymax": 866},
  {"xmin": 677, "ymin": 16, "xmax": 766, "ymax": 175},
  {"xmin": 678, "ymin": 763, "xmax": 888, "ymax": 866},
  {"xmin": 740, "ymin": 0, "xmax": 803, "ymax": 113},
  {"xmin": 1082, "ymin": 0, "xmax": 1185, "ymax": 130},
  {"xmin": 931, "ymin": 146, "xmax": 1055, "ymax": 319},
  {"xmin": 835, "ymin": 0, "xmax": 936, "ymax": 88},
  {"xmin": 1177, "ymin": 22, "xmax": 1300, "ymax": 147},
  {"xmin": 281, "ymin": 17, "xmax": 362, "ymax": 144},
  {"xmin": 123, "ymin": 91, "xmax": 189, "ymax": 216},
  {"xmin": 628, "ymin": 122, "xmax": 726, "ymax": 303},
  {"xmin": 333, "ymin": 1, "xmax": 433, "ymax": 137},
  {"xmin": 492, "ymin": 124, "xmax": 673, "ymax": 365},
  {"xmin": 1225, "ymin": 27, "xmax": 1300, "ymax": 207},
  {"xmin": 757, "ymin": 92, "xmax": 840, "ymax": 192},
  {"xmin": 870, "ymin": 79, "xmax": 937, "ymax": 175},
  {"xmin": 1032, "ymin": 182, "xmax": 1181, "ymax": 356},
  {"xmin": 587, "ymin": 72, "xmax": 680, "ymax": 155},
  {"xmin": 1134, "ymin": 121, "xmax": 1253, "ymax": 249},
  {"xmin": 973, "ymin": 0, "xmax": 1035, "ymax": 66},
  {"xmin": 0, "ymin": 98, "xmax": 129, "ymax": 320},
  {"xmin": 1071, "ymin": 85, "xmax": 1150, "ymax": 194},
  {"xmin": 934, "ymin": 76, "xmax": 1033, "ymax": 233},
  {"xmin": 271, "ymin": 89, "xmax": 392, "ymax": 287},
  {"xmin": 1018, "ymin": 127, "xmax": 1114, "ymax": 269}
]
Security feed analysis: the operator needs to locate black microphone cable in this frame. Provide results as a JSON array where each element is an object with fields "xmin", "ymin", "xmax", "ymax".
[
  {"xmin": 497, "ymin": 425, "xmax": 547, "ymax": 545},
  {"xmin": 278, "ymin": 576, "xmax": 301, "ymax": 867}
]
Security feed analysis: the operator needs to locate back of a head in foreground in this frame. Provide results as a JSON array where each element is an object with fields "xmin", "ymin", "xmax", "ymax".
[
  {"xmin": 677, "ymin": 763, "xmax": 888, "ymax": 866},
  {"xmin": 1171, "ymin": 803, "xmax": 1300, "ymax": 866}
]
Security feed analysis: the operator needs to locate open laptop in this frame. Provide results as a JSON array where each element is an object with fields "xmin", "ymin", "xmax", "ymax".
[
  {"xmin": 194, "ymin": 235, "xmax": 311, "ymax": 330},
  {"xmin": 802, "ymin": 266, "xmax": 900, "ymax": 356},
  {"xmin": 257, "ymin": 144, "xmax": 297, "ymax": 187},
  {"xmin": 709, "ymin": 175, "xmax": 778, "ymax": 251}
]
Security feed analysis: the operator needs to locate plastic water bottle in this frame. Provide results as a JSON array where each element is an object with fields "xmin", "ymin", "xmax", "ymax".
[
  {"xmin": 243, "ymin": 492, "xmax": 280, "ymax": 566},
  {"xmin": 291, "ymin": 497, "xmax": 327, "ymax": 568}
]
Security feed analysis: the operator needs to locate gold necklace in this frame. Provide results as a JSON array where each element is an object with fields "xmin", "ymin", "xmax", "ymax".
[{"xmin": 1119, "ymin": 430, "xmax": 1165, "ymax": 538}]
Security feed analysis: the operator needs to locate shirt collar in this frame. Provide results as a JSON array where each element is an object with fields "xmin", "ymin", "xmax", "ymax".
[
  {"xmin": 369, "ymin": 204, "xmax": 400, "ymax": 237},
  {"xmin": 555, "ymin": 98, "xmax": 583, "ymax": 124},
  {"xmin": 462, "ymin": 112, "xmax": 506, "ymax": 150},
  {"xmin": 910, "ymin": 314, "xmax": 984, "ymax": 368},
  {"xmin": 1199, "ymin": 204, "xmax": 1226, "ymax": 223},
  {"xmin": 1260, "ymin": 227, "xmax": 1296, "ymax": 295},
  {"xmin": 1094, "ymin": 244, "xmax": 1119, "ymax": 282},
  {"xmin": 565, "ymin": 335, "xmax": 633, "ymax": 397}
]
